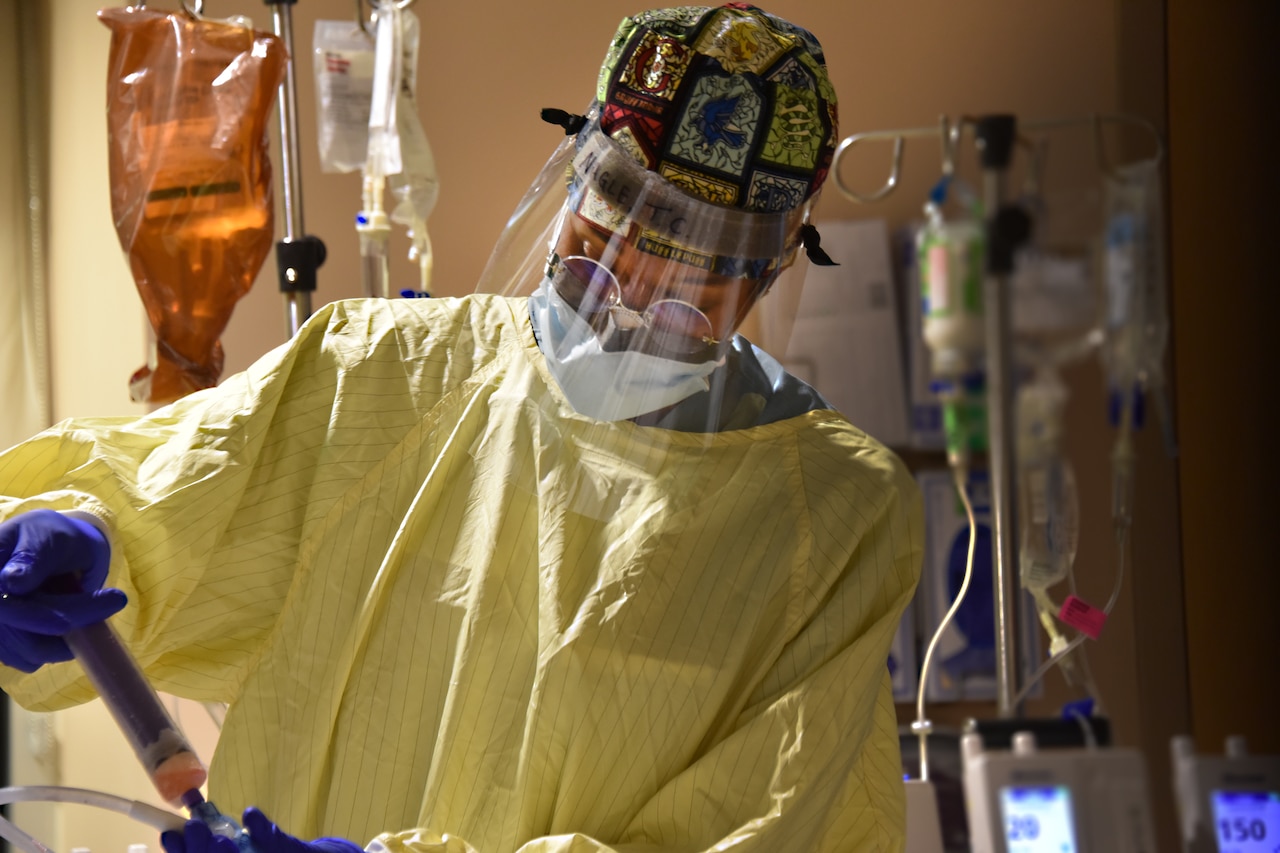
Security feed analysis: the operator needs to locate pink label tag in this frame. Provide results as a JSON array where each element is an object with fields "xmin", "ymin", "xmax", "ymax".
[
  {"xmin": 1059, "ymin": 595, "xmax": 1106, "ymax": 640},
  {"xmin": 928, "ymin": 244, "xmax": 951, "ymax": 311}
]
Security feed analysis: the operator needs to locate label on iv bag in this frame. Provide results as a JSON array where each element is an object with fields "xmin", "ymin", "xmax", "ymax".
[
  {"xmin": 920, "ymin": 220, "xmax": 984, "ymax": 321},
  {"xmin": 927, "ymin": 244, "xmax": 951, "ymax": 313},
  {"xmin": 313, "ymin": 20, "xmax": 377, "ymax": 174}
]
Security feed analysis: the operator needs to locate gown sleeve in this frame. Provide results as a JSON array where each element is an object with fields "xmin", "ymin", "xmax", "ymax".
[{"xmin": 0, "ymin": 298, "xmax": 459, "ymax": 708}]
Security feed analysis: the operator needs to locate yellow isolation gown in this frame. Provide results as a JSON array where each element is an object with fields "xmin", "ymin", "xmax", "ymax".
[{"xmin": 0, "ymin": 295, "xmax": 922, "ymax": 852}]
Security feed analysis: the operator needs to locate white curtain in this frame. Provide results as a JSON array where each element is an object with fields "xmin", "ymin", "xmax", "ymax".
[{"xmin": 0, "ymin": 0, "xmax": 51, "ymax": 451}]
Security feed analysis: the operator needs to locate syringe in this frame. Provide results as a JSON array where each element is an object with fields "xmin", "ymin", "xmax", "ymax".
[
  {"xmin": 63, "ymin": 620, "xmax": 209, "ymax": 807},
  {"xmin": 65, "ymin": 617, "xmax": 259, "ymax": 850}
]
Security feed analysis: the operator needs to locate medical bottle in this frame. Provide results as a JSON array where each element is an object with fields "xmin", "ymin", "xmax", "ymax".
[{"xmin": 916, "ymin": 201, "xmax": 986, "ymax": 381}]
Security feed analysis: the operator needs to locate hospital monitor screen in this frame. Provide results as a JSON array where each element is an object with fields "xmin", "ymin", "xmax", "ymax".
[
  {"xmin": 999, "ymin": 784, "xmax": 1079, "ymax": 853},
  {"xmin": 1211, "ymin": 789, "xmax": 1280, "ymax": 853}
]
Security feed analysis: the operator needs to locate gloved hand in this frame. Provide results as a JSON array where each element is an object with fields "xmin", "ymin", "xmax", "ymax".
[
  {"xmin": 0, "ymin": 509, "xmax": 125, "ymax": 672},
  {"xmin": 161, "ymin": 808, "xmax": 363, "ymax": 853}
]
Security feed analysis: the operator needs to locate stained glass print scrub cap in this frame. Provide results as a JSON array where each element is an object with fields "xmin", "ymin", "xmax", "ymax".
[{"xmin": 590, "ymin": 3, "xmax": 839, "ymax": 215}]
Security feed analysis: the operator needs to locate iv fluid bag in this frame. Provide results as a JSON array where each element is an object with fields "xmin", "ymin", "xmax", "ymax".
[
  {"xmin": 99, "ymin": 7, "xmax": 287, "ymax": 404},
  {"xmin": 1016, "ymin": 372, "xmax": 1079, "ymax": 591},
  {"xmin": 1018, "ymin": 456, "xmax": 1079, "ymax": 590},
  {"xmin": 1101, "ymin": 160, "xmax": 1169, "ymax": 404}
]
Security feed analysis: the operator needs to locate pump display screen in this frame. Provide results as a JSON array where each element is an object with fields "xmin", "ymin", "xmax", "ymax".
[
  {"xmin": 999, "ymin": 785, "xmax": 1079, "ymax": 853},
  {"xmin": 1211, "ymin": 790, "xmax": 1280, "ymax": 853}
]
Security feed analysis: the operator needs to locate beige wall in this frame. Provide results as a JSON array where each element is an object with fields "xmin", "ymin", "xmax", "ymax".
[{"xmin": 44, "ymin": 1, "xmax": 151, "ymax": 421}]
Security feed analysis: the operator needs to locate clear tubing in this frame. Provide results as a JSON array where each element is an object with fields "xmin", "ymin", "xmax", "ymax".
[
  {"xmin": 359, "ymin": 225, "xmax": 391, "ymax": 298},
  {"xmin": 913, "ymin": 462, "xmax": 978, "ymax": 782},
  {"xmin": 358, "ymin": 176, "xmax": 391, "ymax": 298},
  {"xmin": 1010, "ymin": 522, "xmax": 1130, "ymax": 709},
  {"xmin": 1009, "ymin": 397, "xmax": 1136, "ymax": 709},
  {"xmin": 0, "ymin": 814, "xmax": 47, "ymax": 853},
  {"xmin": 0, "ymin": 785, "xmax": 187, "ymax": 853},
  {"xmin": 63, "ymin": 621, "xmax": 208, "ymax": 806},
  {"xmin": 0, "ymin": 786, "xmax": 186, "ymax": 830}
]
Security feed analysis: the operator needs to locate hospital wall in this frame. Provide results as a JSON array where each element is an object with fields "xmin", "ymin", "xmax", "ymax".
[{"xmin": 5, "ymin": 2, "xmax": 1274, "ymax": 853}]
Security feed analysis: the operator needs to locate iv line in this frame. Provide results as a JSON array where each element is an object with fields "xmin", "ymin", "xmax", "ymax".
[{"xmin": 913, "ymin": 458, "xmax": 979, "ymax": 782}]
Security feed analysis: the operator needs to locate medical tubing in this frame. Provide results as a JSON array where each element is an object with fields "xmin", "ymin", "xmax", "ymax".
[
  {"xmin": 0, "ymin": 785, "xmax": 187, "ymax": 853},
  {"xmin": 62, "ymin": 620, "xmax": 207, "ymax": 801},
  {"xmin": 1009, "ymin": 523, "xmax": 1130, "ymax": 709},
  {"xmin": 1008, "ymin": 374, "xmax": 1136, "ymax": 711},
  {"xmin": 0, "ymin": 784, "xmax": 189, "ymax": 853},
  {"xmin": 0, "ymin": 813, "xmax": 48, "ymax": 853},
  {"xmin": 410, "ymin": 220, "xmax": 433, "ymax": 294},
  {"xmin": 1066, "ymin": 707, "xmax": 1100, "ymax": 750},
  {"xmin": 913, "ymin": 461, "xmax": 978, "ymax": 782},
  {"xmin": 0, "ymin": 786, "xmax": 186, "ymax": 831},
  {"xmin": 358, "ymin": 175, "xmax": 391, "ymax": 298},
  {"xmin": 1057, "ymin": 495, "xmax": 1105, "ymax": 714},
  {"xmin": 1076, "ymin": 646, "xmax": 1106, "ymax": 715}
]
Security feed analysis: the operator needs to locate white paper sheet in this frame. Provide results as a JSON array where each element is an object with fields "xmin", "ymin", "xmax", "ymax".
[{"xmin": 778, "ymin": 218, "xmax": 910, "ymax": 447}]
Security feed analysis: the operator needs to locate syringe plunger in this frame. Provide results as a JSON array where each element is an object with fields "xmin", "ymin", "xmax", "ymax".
[{"xmin": 65, "ymin": 620, "xmax": 208, "ymax": 806}]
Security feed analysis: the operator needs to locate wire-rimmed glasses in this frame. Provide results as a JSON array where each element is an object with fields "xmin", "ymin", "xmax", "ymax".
[{"xmin": 549, "ymin": 254, "xmax": 720, "ymax": 361}]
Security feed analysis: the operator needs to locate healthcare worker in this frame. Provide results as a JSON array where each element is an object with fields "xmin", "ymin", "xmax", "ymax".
[{"xmin": 0, "ymin": 5, "xmax": 922, "ymax": 852}]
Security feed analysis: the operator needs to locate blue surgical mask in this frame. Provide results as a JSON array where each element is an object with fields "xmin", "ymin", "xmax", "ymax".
[{"xmin": 529, "ymin": 278, "xmax": 722, "ymax": 422}]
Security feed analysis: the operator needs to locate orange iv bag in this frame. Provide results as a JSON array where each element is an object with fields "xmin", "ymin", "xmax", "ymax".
[{"xmin": 99, "ymin": 7, "xmax": 288, "ymax": 404}]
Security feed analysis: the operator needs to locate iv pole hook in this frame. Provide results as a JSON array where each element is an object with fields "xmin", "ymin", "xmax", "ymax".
[
  {"xmin": 357, "ymin": 0, "xmax": 419, "ymax": 37},
  {"xmin": 940, "ymin": 115, "xmax": 961, "ymax": 177},
  {"xmin": 832, "ymin": 116, "xmax": 959, "ymax": 204},
  {"xmin": 832, "ymin": 132, "xmax": 905, "ymax": 203},
  {"xmin": 1092, "ymin": 112, "xmax": 1166, "ymax": 180}
]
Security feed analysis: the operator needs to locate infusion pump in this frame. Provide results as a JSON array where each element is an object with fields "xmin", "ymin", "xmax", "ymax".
[
  {"xmin": 1172, "ymin": 735, "xmax": 1280, "ymax": 853},
  {"xmin": 961, "ymin": 731, "xmax": 1157, "ymax": 853}
]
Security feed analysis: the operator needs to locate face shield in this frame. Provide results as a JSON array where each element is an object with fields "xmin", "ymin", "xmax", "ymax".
[
  {"xmin": 553, "ymin": 120, "xmax": 805, "ymax": 355},
  {"xmin": 478, "ymin": 118, "xmax": 813, "ymax": 425}
]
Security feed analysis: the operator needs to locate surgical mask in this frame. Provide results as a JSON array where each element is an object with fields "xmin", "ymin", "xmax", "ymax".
[{"xmin": 529, "ymin": 276, "xmax": 722, "ymax": 422}]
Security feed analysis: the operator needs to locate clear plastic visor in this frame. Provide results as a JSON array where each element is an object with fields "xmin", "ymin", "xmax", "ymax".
[{"xmin": 479, "ymin": 122, "xmax": 805, "ymax": 365}]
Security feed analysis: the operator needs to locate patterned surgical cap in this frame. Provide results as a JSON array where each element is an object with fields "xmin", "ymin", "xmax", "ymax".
[{"xmin": 591, "ymin": 4, "xmax": 839, "ymax": 214}]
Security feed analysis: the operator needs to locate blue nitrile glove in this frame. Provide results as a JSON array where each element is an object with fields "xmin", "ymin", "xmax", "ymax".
[
  {"xmin": 161, "ymin": 808, "xmax": 363, "ymax": 853},
  {"xmin": 0, "ymin": 509, "xmax": 125, "ymax": 672}
]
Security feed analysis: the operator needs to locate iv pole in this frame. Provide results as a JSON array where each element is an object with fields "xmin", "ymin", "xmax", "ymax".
[
  {"xmin": 265, "ymin": 0, "xmax": 326, "ymax": 338},
  {"xmin": 834, "ymin": 113, "xmax": 1028, "ymax": 715},
  {"xmin": 831, "ymin": 112, "xmax": 1136, "ymax": 717},
  {"xmin": 972, "ymin": 115, "xmax": 1027, "ymax": 716}
]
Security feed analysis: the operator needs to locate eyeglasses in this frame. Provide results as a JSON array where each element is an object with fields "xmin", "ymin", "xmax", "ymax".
[{"xmin": 549, "ymin": 253, "xmax": 720, "ymax": 361}]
